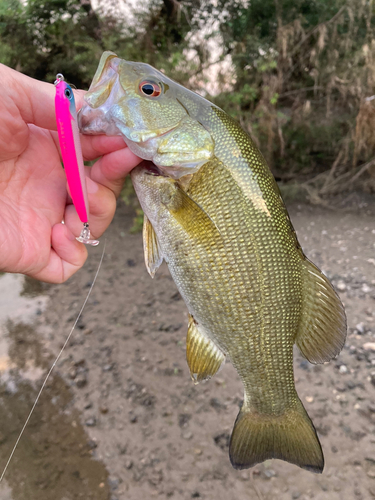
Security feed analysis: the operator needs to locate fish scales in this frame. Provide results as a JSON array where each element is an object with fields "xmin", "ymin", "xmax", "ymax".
[{"xmin": 78, "ymin": 51, "xmax": 347, "ymax": 473}]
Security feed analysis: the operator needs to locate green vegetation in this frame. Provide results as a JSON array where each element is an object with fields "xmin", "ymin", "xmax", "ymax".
[{"xmin": 2, "ymin": 0, "xmax": 375, "ymax": 202}]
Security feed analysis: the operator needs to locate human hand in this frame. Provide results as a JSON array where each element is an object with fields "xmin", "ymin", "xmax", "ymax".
[{"xmin": 0, "ymin": 64, "xmax": 141, "ymax": 282}]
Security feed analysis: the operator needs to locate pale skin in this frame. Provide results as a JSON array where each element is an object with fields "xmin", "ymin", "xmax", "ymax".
[{"xmin": 0, "ymin": 64, "xmax": 142, "ymax": 283}]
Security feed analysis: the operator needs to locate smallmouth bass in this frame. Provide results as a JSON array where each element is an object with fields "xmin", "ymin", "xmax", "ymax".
[{"xmin": 79, "ymin": 52, "xmax": 347, "ymax": 473}]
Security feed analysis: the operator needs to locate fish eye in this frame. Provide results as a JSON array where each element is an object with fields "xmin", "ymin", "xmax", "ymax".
[
  {"xmin": 139, "ymin": 80, "xmax": 162, "ymax": 97},
  {"xmin": 64, "ymin": 87, "xmax": 72, "ymax": 99}
]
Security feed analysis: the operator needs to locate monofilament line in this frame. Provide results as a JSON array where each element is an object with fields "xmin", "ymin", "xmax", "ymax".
[{"xmin": 0, "ymin": 241, "xmax": 106, "ymax": 483}]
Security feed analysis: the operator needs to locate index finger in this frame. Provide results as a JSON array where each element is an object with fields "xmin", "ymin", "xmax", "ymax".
[{"xmin": 3, "ymin": 64, "xmax": 87, "ymax": 131}]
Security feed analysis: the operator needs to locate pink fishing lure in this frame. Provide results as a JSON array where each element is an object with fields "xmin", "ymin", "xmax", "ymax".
[{"xmin": 54, "ymin": 74, "xmax": 99, "ymax": 246}]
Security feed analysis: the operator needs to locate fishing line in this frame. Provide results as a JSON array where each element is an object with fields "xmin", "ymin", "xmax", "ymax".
[{"xmin": 0, "ymin": 241, "xmax": 106, "ymax": 483}]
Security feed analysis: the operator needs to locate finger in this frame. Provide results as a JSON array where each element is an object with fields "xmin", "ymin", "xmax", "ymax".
[
  {"xmin": 80, "ymin": 134, "xmax": 128, "ymax": 161},
  {"xmin": 90, "ymin": 147, "xmax": 142, "ymax": 198},
  {"xmin": 4, "ymin": 64, "xmax": 87, "ymax": 131},
  {"xmin": 64, "ymin": 178, "xmax": 116, "ymax": 239},
  {"xmin": 32, "ymin": 223, "xmax": 87, "ymax": 283}
]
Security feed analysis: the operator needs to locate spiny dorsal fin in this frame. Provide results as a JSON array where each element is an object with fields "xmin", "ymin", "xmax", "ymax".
[
  {"xmin": 186, "ymin": 314, "xmax": 225, "ymax": 384},
  {"xmin": 143, "ymin": 214, "xmax": 163, "ymax": 278},
  {"xmin": 296, "ymin": 258, "xmax": 347, "ymax": 364}
]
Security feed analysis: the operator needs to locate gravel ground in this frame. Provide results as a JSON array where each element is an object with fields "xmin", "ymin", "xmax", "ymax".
[{"xmin": 0, "ymin": 198, "xmax": 374, "ymax": 500}]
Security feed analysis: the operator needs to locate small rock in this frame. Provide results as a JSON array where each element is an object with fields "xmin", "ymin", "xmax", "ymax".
[
  {"xmin": 263, "ymin": 468, "xmax": 276, "ymax": 479},
  {"xmin": 368, "ymin": 404, "xmax": 375, "ymax": 413},
  {"xmin": 85, "ymin": 417, "xmax": 96, "ymax": 427},
  {"xmin": 191, "ymin": 493, "xmax": 200, "ymax": 498},
  {"xmin": 127, "ymin": 259, "xmax": 136, "ymax": 267},
  {"xmin": 178, "ymin": 413, "xmax": 191, "ymax": 428},
  {"xmin": 125, "ymin": 459, "xmax": 133, "ymax": 469},
  {"xmin": 130, "ymin": 415, "xmax": 138, "ymax": 423},
  {"xmin": 357, "ymin": 323, "xmax": 365, "ymax": 334},
  {"xmin": 108, "ymin": 477, "xmax": 120, "ymax": 490},
  {"xmin": 363, "ymin": 343, "xmax": 375, "ymax": 352},
  {"xmin": 305, "ymin": 396, "xmax": 314, "ymax": 403},
  {"xmin": 99, "ymin": 405, "xmax": 109, "ymax": 414},
  {"xmin": 182, "ymin": 431, "xmax": 193, "ymax": 440},
  {"xmin": 213, "ymin": 432, "xmax": 230, "ymax": 450},
  {"xmin": 362, "ymin": 284, "xmax": 372, "ymax": 294},
  {"xmin": 336, "ymin": 281, "xmax": 347, "ymax": 292},
  {"xmin": 292, "ymin": 492, "xmax": 301, "ymax": 499},
  {"xmin": 339, "ymin": 365, "xmax": 348, "ymax": 374},
  {"xmin": 331, "ymin": 445, "xmax": 338, "ymax": 453},
  {"xmin": 299, "ymin": 359, "xmax": 310, "ymax": 371},
  {"xmin": 76, "ymin": 374, "xmax": 87, "ymax": 388},
  {"xmin": 87, "ymin": 439, "xmax": 97, "ymax": 449},
  {"xmin": 84, "ymin": 402, "xmax": 93, "ymax": 410},
  {"xmin": 367, "ymin": 470, "xmax": 375, "ymax": 478},
  {"xmin": 240, "ymin": 471, "xmax": 249, "ymax": 481},
  {"xmin": 103, "ymin": 364, "xmax": 114, "ymax": 372}
]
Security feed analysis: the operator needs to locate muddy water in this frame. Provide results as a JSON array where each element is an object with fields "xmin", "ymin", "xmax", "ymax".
[{"xmin": 0, "ymin": 274, "xmax": 110, "ymax": 500}]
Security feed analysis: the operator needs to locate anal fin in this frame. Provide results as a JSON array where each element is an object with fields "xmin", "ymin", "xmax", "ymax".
[
  {"xmin": 296, "ymin": 258, "xmax": 347, "ymax": 364},
  {"xmin": 186, "ymin": 315, "xmax": 225, "ymax": 384},
  {"xmin": 143, "ymin": 214, "xmax": 163, "ymax": 278}
]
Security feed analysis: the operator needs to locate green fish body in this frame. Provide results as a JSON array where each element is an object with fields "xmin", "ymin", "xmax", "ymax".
[{"xmin": 79, "ymin": 52, "xmax": 347, "ymax": 473}]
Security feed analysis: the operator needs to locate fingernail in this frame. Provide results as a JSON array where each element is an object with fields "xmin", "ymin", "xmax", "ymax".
[{"xmin": 86, "ymin": 177, "xmax": 99, "ymax": 194}]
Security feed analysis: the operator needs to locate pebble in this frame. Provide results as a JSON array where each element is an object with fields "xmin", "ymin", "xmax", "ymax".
[
  {"xmin": 339, "ymin": 365, "xmax": 348, "ymax": 374},
  {"xmin": 362, "ymin": 284, "xmax": 372, "ymax": 293},
  {"xmin": 336, "ymin": 281, "xmax": 347, "ymax": 292},
  {"xmin": 182, "ymin": 431, "xmax": 193, "ymax": 440},
  {"xmin": 363, "ymin": 343, "xmax": 375, "ymax": 352},
  {"xmin": 305, "ymin": 396, "xmax": 314, "ymax": 403},
  {"xmin": 357, "ymin": 323, "xmax": 365, "ymax": 334},
  {"xmin": 125, "ymin": 459, "xmax": 133, "ymax": 469},
  {"xmin": 76, "ymin": 374, "xmax": 87, "ymax": 388},
  {"xmin": 108, "ymin": 477, "xmax": 120, "ymax": 490},
  {"xmin": 85, "ymin": 417, "xmax": 96, "ymax": 427},
  {"xmin": 292, "ymin": 492, "xmax": 301, "ymax": 499},
  {"xmin": 263, "ymin": 468, "xmax": 276, "ymax": 479}
]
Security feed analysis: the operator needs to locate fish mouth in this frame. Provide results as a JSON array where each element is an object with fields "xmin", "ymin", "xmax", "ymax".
[{"xmin": 142, "ymin": 162, "xmax": 165, "ymax": 177}]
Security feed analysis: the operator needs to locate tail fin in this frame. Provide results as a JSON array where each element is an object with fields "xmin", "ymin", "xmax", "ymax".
[{"xmin": 229, "ymin": 398, "xmax": 324, "ymax": 473}]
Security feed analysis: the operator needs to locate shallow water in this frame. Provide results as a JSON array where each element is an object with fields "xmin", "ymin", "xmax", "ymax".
[{"xmin": 0, "ymin": 274, "xmax": 110, "ymax": 500}]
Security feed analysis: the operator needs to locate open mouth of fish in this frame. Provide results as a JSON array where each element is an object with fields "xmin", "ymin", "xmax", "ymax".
[{"xmin": 142, "ymin": 162, "xmax": 165, "ymax": 177}]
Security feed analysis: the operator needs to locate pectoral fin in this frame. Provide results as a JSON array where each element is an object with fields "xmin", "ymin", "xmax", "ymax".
[
  {"xmin": 162, "ymin": 182, "xmax": 221, "ymax": 241},
  {"xmin": 186, "ymin": 315, "xmax": 225, "ymax": 384},
  {"xmin": 143, "ymin": 214, "xmax": 163, "ymax": 278},
  {"xmin": 296, "ymin": 258, "xmax": 347, "ymax": 364}
]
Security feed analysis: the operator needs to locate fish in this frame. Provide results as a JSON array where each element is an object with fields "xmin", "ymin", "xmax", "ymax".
[{"xmin": 78, "ymin": 51, "xmax": 347, "ymax": 473}]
